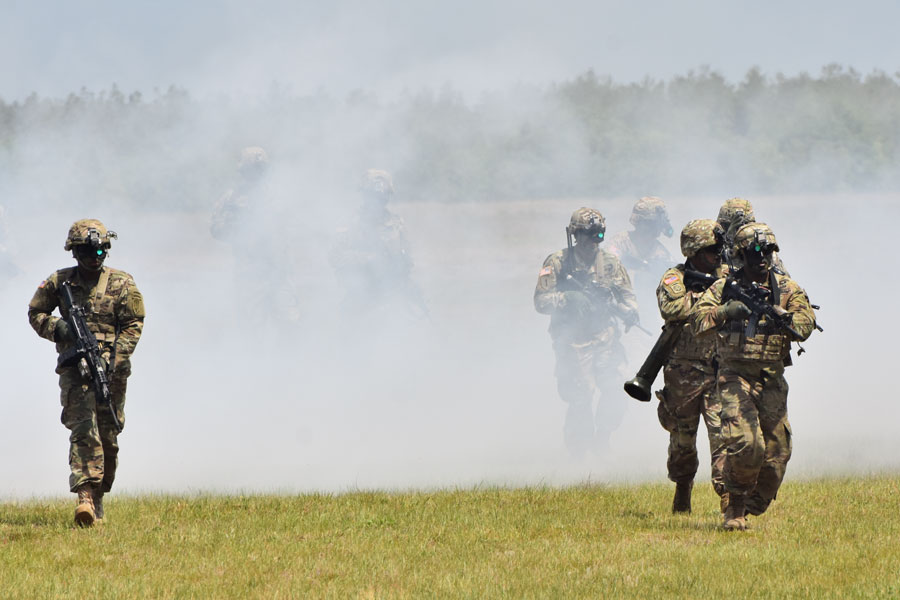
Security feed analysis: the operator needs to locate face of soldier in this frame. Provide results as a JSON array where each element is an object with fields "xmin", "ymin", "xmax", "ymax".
[
  {"xmin": 692, "ymin": 244, "xmax": 722, "ymax": 273},
  {"xmin": 573, "ymin": 230, "xmax": 603, "ymax": 256},
  {"xmin": 73, "ymin": 244, "xmax": 107, "ymax": 274},
  {"xmin": 741, "ymin": 244, "xmax": 774, "ymax": 280},
  {"xmin": 635, "ymin": 217, "xmax": 672, "ymax": 239},
  {"xmin": 240, "ymin": 161, "xmax": 268, "ymax": 183},
  {"xmin": 362, "ymin": 189, "xmax": 391, "ymax": 210}
]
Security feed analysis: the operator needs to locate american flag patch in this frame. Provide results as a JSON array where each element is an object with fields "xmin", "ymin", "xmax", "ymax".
[
  {"xmin": 663, "ymin": 275, "xmax": 679, "ymax": 285},
  {"xmin": 38, "ymin": 280, "xmax": 48, "ymax": 289},
  {"xmin": 539, "ymin": 267, "xmax": 552, "ymax": 276}
]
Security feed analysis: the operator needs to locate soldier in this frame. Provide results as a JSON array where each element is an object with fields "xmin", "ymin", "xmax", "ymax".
[
  {"xmin": 28, "ymin": 219, "xmax": 144, "ymax": 527},
  {"xmin": 608, "ymin": 196, "xmax": 675, "ymax": 283},
  {"xmin": 210, "ymin": 146, "xmax": 301, "ymax": 328},
  {"xmin": 534, "ymin": 207, "xmax": 639, "ymax": 457},
  {"xmin": 330, "ymin": 169, "xmax": 427, "ymax": 320},
  {"xmin": 655, "ymin": 219, "xmax": 727, "ymax": 513},
  {"xmin": 691, "ymin": 223, "xmax": 816, "ymax": 530},
  {"xmin": 210, "ymin": 146, "xmax": 271, "ymax": 242}
]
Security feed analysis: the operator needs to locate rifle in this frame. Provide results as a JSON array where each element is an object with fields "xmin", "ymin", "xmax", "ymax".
[
  {"xmin": 57, "ymin": 281, "xmax": 122, "ymax": 432},
  {"xmin": 721, "ymin": 276, "xmax": 802, "ymax": 340},
  {"xmin": 561, "ymin": 226, "xmax": 650, "ymax": 335},
  {"xmin": 623, "ymin": 266, "xmax": 720, "ymax": 402}
]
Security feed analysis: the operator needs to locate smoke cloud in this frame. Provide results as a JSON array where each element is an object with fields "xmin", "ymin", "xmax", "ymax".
[{"xmin": 0, "ymin": 2, "xmax": 896, "ymax": 499}]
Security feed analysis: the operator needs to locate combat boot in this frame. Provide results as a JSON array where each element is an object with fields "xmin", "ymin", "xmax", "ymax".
[
  {"xmin": 672, "ymin": 479, "xmax": 693, "ymax": 514},
  {"xmin": 722, "ymin": 493, "xmax": 748, "ymax": 531},
  {"xmin": 92, "ymin": 488, "xmax": 105, "ymax": 523},
  {"xmin": 74, "ymin": 484, "xmax": 96, "ymax": 528}
]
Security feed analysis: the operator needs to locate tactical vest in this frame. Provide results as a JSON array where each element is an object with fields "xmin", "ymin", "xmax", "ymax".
[
  {"xmin": 716, "ymin": 272, "xmax": 790, "ymax": 363},
  {"xmin": 58, "ymin": 267, "xmax": 119, "ymax": 344}
]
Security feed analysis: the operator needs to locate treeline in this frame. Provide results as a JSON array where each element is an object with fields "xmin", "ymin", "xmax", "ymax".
[{"xmin": 1, "ymin": 64, "xmax": 898, "ymax": 209}]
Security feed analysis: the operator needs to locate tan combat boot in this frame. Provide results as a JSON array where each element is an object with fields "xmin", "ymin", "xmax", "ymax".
[
  {"xmin": 722, "ymin": 493, "xmax": 748, "ymax": 531},
  {"xmin": 92, "ymin": 488, "xmax": 105, "ymax": 523},
  {"xmin": 672, "ymin": 480, "xmax": 693, "ymax": 514},
  {"xmin": 74, "ymin": 484, "xmax": 96, "ymax": 528}
]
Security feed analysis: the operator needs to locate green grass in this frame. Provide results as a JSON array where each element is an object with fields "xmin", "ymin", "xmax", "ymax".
[{"xmin": 2, "ymin": 477, "xmax": 899, "ymax": 598}]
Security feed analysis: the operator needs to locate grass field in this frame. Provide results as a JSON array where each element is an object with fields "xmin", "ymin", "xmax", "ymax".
[{"xmin": 2, "ymin": 476, "xmax": 899, "ymax": 598}]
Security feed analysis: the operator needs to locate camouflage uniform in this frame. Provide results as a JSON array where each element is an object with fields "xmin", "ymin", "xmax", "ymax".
[
  {"xmin": 655, "ymin": 220, "xmax": 728, "ymax": 508},
  {"xmin": 692, "ymin": 223, "xmax": 816, "ymax": 524},
  {"xmin": 28, "ymin": 220, "xmax": 144, "ymax": 523},
  {"xmin": 535, "ymin": 208, "xmax": 639, "ymax": 456},
  {"xmin": 331, "ymin": 170, "xmax": 427, "ymax": 320},
  {"xmin": 211, "ymin": 146, "xmax": 301, "ymax": 326}
]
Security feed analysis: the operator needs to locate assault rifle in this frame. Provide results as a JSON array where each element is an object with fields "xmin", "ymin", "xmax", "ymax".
[
  {"xmin": 623, "ymin": 266, "xmax": 721, "ymax": 402},
  {"xmin": 562, "ymin": 227, "xmax": 651, "ymax": 335},
  {"xmin": 57, "ymin": 281, "xmax": 122, "ymax": 432},
  {"xmin": 721, "ymin": 277, "xmax": 802, "ymax": 340}
]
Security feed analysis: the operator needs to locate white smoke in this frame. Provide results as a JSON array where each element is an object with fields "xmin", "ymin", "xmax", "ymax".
[{"xmin": 1, "ymin": 1, "xmax": 896, "ymax": 500}]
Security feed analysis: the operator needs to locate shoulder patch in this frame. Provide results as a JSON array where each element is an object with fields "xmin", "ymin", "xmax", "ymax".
[
  {"xmin": 663, "ymin": 274, "xmax": 679, "ymax": 285},
  {"xmin": 128, "ymin": 290, "xmax": 146, "ymax": 318},
  {"xmin": 539, "ymin": 266, "xmax": 552, "ymax": 276},
  {"xmin": 38, "ymin": 280, "xmax": 48, "ymax": 289}
]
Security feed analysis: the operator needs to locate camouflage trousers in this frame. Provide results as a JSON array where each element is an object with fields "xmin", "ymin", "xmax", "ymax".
[
  {"xmin": 717, "ymin": 363, "xmax": 792, "ymax": 515},
  {"xmin": 553, "ymin": 335, "xmax": 625, "ymax": 457},
  {"xmin": 657, "ymin": 359, "xmax": 726, "ymax": 497},
  {"xmin": 59, "ymin": 368, "xmax": 128, "ymax": 493}
]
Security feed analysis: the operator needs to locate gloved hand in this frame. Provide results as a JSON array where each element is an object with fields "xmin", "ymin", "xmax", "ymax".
[
  {"xmin": 54, "ymin": 320, "xmax": 74, "ymax": 343},
  {"xmin": 721, "ymin": 299, "xmax": 752, "ymax": 321},
  {"xmin": 621, "ymin": 309, "xmax": 639, "ymax": 327},
  {"xmin": 771, "ymin": 305, "xmax": 788, "ymax": 317},
  {"xmin": 562, "ymin": 290, "xmax": 593, "ymax": 319}
]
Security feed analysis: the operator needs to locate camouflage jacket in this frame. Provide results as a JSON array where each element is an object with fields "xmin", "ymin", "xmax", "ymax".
[
  {"xmin": 28, "ymin": 266, "xmax": 145, "ymax": 376},
  {"xmin": 607, "ymin": 230, "xmax": 674, "ymax": 278},
  {"xmin": 657, "ymin": 263, "xmax": 728, "ymax": 362},
  {"xmin": 534, "ymin": 246, "xmax": 638, "ymax": 343},
  {"xmin": 691, "ymin": 270, "xmax": 816, "ymax": 368},
  {"xmin": 331, "ymin": 206, "xmax": 413, "ymax": 288}
]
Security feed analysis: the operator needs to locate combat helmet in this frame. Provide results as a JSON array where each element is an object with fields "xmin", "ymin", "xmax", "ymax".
[
  {"xmin": 734, "ymin": 222, "xmax": 779, "ymax": 253},
  {"xmin": 568, "ymin": 207, "xmax": 606, "ymax": 242},
  {"xmin": 359, "ymin": 169, "xmax": 394, "ymax": 196},
  {"xmin": 717, "ymin": 197, "xmax": 755, "ymax": 230},
  {"xmin": 238, "ymin": 146, "xmax": 269, "ymax": 178},
  {"xmin": 64, "ymin": 219, "xmax": 117, "ymax": 251},
  {"xmin": 630, "ymin": 196, "xmax": 673, "ymax": 236},
  {"xmin": 680, "ymin": 219, "xmax": 724, "ymax": 258}
]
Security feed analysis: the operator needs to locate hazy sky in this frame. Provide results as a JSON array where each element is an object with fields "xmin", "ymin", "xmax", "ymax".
[{"xmin": 2, "ymin": 0, "xmax": 899, "ymax": 100}]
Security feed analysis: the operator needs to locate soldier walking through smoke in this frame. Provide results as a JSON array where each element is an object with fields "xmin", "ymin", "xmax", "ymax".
[
  {"xmin": 330, "ymin": 169, "xmax": 427, "ymax": 322},
  {"xmin": 28, "ymin": 219, "xmax": 144, "ymax": 527},
  {"xmin": 691, "ymin": 222, "xmax": 816, "ymax": 530},
  {"xmin": 534, "ymin": 208, "xmax": 639, "ymax": 458},
  {"xmin": 608, "ymin": 196, "xmax": 675, "ymax": 310},
  {"xmin": 210, "ymin": 146, "xmax": 301, "ymax": 330},
  {"xmin": 652, "ymin": 219, "xmax": 729, "ymax": 513}
]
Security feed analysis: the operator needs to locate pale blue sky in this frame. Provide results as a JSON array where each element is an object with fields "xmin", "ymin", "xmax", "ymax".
[{"xmin": 2, "ymin": 1, "xmax": 898, "ymax": 99}]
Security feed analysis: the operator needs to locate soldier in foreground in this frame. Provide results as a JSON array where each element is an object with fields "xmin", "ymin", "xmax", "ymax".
[
  {"xmin": 331, "ymin": 169, "xmax": 427, "ymax": 321},
  {"xmin": 28, "ymin": 220, "xmax": 144, "ymax": 527},
  {"xmin": 654, "ymin": 219, "xmax": 728, "ymax": 513},
  {"xmin": 534, "ymin": 208, "xmax": 639, "ymax": 457},
  {"xmin": 691, "ymin": 223, "xmax": 816, "ymax": 530}
]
